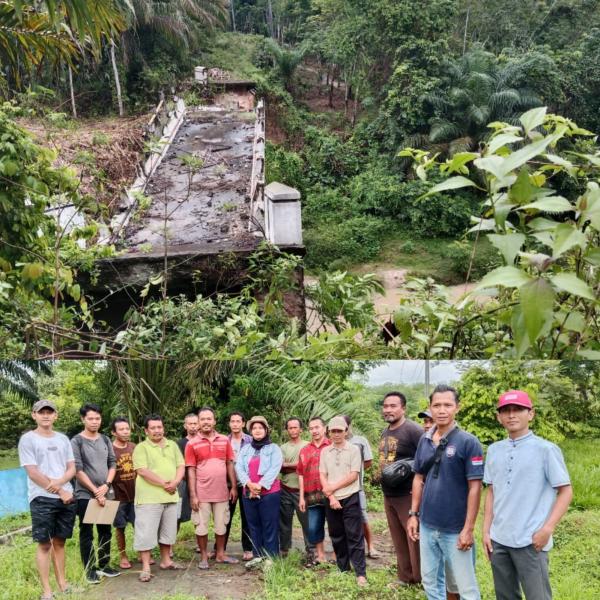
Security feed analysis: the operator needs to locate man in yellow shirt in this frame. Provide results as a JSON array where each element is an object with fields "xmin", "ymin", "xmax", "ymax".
[{"xmin": 133, "ymin": 414, "xmax": 185, "ymax": 582}]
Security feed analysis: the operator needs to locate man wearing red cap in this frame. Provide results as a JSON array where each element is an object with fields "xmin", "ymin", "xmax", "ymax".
[{"xmin": 483, "ymin": 390, "xmax": 573, "ymax": 600}]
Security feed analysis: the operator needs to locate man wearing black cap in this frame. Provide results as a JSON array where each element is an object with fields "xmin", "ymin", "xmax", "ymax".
[{"xmin": 18, "ymin": 400, "xmax": 77, "ymax": 600}]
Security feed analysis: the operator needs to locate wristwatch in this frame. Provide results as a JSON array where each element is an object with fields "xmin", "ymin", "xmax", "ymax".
[{"xmin": 408, "ymin": 510, "xmax": 420, "ymax": 517}]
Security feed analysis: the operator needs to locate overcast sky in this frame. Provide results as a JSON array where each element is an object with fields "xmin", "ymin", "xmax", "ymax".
[{"xmin": 359, "ymin": 361, "xmax": 484, "ymax": 386}]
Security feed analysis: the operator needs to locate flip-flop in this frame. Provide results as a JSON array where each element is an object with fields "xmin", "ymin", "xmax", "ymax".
[
  {"xmin": 119, "ymin": 561, "xmax": 132, "ymax": 570},
  {"xmin": 159, "ymin": 562, "xmax": 184, "ymax": 570},
  {"xmin": 216, "ymin": 556, "xmax": 239, "ymax": 564},
  {"xmin": 197, "ymin": 560, "xmax": 209, "ymax": 570},
  {"xmin": 138, "ymin": 571, "xmax": 153, "ymax": 583}
]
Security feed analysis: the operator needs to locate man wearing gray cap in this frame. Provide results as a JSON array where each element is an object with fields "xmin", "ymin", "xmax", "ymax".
[
  {"xmin": 18, "ymin": 400, "xmax": 77, "ymax": 600},
  {"xmin": 319, "ymin": 416, "xmax": 367, "ymax": 586}
]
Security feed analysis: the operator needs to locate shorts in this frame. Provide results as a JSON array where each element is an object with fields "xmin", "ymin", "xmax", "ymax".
[
  {"xmin": 191, "ymin": 501, "xmax": 230, "ymax": 536},
  {"xmin": 358, "ymin": 490, "xmax": 369, "ymax": 524},
  {"xmin": 30, "ymin": 496, "xmax": 76, "ymax": 543},
  {"xmin": 114, "ymin": 501, "xmax": 135, "ymax": 529},
  {"xmin": 133, "ymin": 503, "xmax": 178, "ymax": 551}
]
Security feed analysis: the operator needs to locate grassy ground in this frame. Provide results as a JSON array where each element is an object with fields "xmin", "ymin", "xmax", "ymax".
[
  {"xmin": 0, "ymin": 449, "xmax": 19, "ymax": 470},
  {"xmin": 1, "ymin": 439, "xmax": 599, "ymax": 599},
  {"xmin": 199, "ymin": 32, "xmax": 263, "ymax": 81}
]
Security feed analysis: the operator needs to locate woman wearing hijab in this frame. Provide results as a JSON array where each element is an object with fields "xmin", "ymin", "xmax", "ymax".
[{"xmin": 235, "ymin": 416, "xmax": 283, "ymax": 562}]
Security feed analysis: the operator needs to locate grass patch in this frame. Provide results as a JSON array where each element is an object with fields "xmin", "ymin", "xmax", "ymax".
[
  {"xmin": 200, "ymin": 32, "xmax": 263, "ymax": 81},
  {"xmin": 0, "ymin": 449, "xmax": 19, "ymax": 470},
  {"xmin": 0, "ymin": 512, "xmax": 30, "ymax": 536},
  {"xmin": 561, "ymin": 438, "xmax": 600, "ymax": 510}
]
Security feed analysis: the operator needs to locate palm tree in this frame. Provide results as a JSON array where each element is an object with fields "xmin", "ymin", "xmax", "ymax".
[
  {"xmin": 420, "ymin": 48, "xmax": 542, "ymax": 155},
  {"xmin": 263, "ymin": 38, "xmax": 305, "ymax": 91},
  {"xmin": 0, "ymin": 360, "xmax": 51, "ymax": 404}
]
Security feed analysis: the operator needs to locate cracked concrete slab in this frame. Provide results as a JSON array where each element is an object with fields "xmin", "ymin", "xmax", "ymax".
[{"xmin": 122, "ymin": 108, "xmax": 259, "ymax": 255}]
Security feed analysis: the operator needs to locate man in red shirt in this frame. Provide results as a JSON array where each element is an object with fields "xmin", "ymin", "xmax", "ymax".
[
  {"xmin": 298, "ymin": 417, "xmax": 331, "ymax": 565},
  {"xmin": 185, "ymin": 407, "xmax": 238, "ymax": 569}
]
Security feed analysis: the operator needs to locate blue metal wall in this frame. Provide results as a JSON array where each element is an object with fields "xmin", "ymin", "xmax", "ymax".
[{"xmin": 0, "ymin": 467, "xmax": 29, "ymax": 517}]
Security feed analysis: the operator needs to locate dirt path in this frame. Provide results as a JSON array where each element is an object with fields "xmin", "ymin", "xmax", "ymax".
[{"xmin": 86, "ymin": 513, "xmax": 394, "ymax": 600}]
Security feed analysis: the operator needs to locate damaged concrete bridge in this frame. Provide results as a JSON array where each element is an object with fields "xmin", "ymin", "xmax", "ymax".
[{"xmin": 84, "ymin": 70, "xmax": 305, "ymax": 328}]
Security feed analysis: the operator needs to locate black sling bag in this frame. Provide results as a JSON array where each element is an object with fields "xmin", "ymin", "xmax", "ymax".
[{"xmin": 421, "ymin": 427, "xmax": 459, "ymax": 479}]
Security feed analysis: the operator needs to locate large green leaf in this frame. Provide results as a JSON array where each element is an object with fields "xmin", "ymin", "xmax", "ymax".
[
  {"xmin": 551, "ymin": 273, "xmax": 596, "ymax": 301},
  {"xmin": 511, "ymin": 305, "xmax": 531, "ymax": 358},
  {"xmin": 520, "ymin": 196, "xmax": 573, "ymax": 214},
  {"xmin": 584, "ymin": 248, "xmax": 600, "ymax": 266},
  {"xmin": 498, "ymin": 131, "xmax": 562, "ymax": 177},
  {"xmin": 509, "ymin": 168, "xmax": 537, "ymax": 205},
  {"xmin": 488, "ymin": 233, "xmax": 526, "ymax": 265},
  {"xmin": 519, "ymin": 107, "xmax": 547, "ymax": 135},
  {"xmin": 423, "ymin": 175, "xmax": 478, "ymax": 197},
  {"xmin": 487, "ymin": 133, "xmax": 523, "ymax": 155},
  {"xmin": 519, "ymin": 278, "xmax": 554, "ymax": 344},
  {"xmin": 475, "ymin": 266, "xmax": 532, "ymax": 290},
  {"xmin": 551, "ymin": 223, "xmax": 588, "ymax": 258},
  {"xmin": 577, "ymin": 182, "xmax": 600, "ymax": 230}
]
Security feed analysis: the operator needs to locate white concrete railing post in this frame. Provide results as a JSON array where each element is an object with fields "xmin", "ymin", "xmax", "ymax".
[{"xmin": 264, "ymin": 182, "xmax": 302, "ymax": 247}]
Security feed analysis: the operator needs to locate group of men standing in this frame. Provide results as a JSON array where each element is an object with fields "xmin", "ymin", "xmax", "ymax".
[
  {"xmin": 377, "ymin": 386, "xmax": 572, "ymax": 600},
  {"xmin": 18, "ymin": 383, "xmax": 572, "ymax": 600}
]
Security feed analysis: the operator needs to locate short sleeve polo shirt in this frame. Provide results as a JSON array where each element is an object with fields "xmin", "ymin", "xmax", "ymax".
[
  {"xmin": 185, "ymin": 432, "xmax": 234, "ymax": 502},
  {"xmin": 319, "ymin": 442, "xmax": 362, "ymax": 500},
  {"xmin": 484, "ymin": 432, "xmax": 570, "ymax": 550},
  {"xmin": 297, "ymin": 438, "xmax": 331, "ymax": 493},
  {"xmin": 133, "ymin": 438, "xmax": 184, "ymax": 505},
  {"xmin": 413, "ymin": 426, "xmax": 484, "ymax": 533}
]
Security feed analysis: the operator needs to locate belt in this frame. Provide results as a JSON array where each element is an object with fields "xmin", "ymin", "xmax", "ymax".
[{"xmin": 281, "ymin": 484, "xmax": 300, "ymax": 493}]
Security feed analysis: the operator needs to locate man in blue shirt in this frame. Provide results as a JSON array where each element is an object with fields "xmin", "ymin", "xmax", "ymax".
[
  {"xmin": 408, "ymin": 385, "xmax": 483, "ymax": 600},
  {"xmin": 482, "ymin": 390, "xmax": 572, "ymax": 600}
]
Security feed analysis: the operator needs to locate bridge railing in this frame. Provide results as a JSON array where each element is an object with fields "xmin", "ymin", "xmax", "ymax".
[{"xmin": 249, "ymin": 98, "xmax": 266, "ymax": 231}]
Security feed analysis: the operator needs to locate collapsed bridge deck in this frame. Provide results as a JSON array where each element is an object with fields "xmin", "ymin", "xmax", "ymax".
[{"xmin": 121, "ymin": 107, "xmax": 259, "ymax": 256}]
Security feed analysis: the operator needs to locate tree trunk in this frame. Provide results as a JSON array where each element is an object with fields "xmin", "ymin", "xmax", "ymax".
[
  {"xmin": 462, "ymin": 4, "xmax": 470, "ymax": 55},
  {"xmin": 266, "ymin": 0, "xmax": 274, "ymax": 37},
  {"xmin": 230, "ymin": 0, "xmax": 236, "ymax": 32},
  {"xmin": 68, "ymin": 65, "xmax": 77, "ymax": 119},
  {"xmin": 328, "ymin": 65, "xmax": 336, "ymax": 108},
  {"xmin": 344, "ymin": 73, "xmax": 349, "ymax": 116},
  {"xmin": 110, "ymin": 38, "xmax": 124, "ymax": 117}
]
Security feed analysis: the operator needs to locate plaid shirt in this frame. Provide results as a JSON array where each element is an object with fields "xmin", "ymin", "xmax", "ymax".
[{"xmin": 297, "ymin": 438, "xmax": 331, "ymax": 493}]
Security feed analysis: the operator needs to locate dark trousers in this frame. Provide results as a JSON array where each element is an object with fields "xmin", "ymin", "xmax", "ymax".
[
  {"xmin": 384, "ymin": 494, "xmax": 421, "ymax": 583},
  {"xmin": 77, "ymin": 498, "xmax": 112, "ymax": 573},
  {"xmin": 325, "ymin": 492, "xmax": 366, "ymax": 577},
  {"xmin": 222, "ymin": 486, "xmax": 252, "ymax": 552},
  {"xmin": 279, "ymin": 486, "xmax": 312, "ymax": 553},
  {"xmin": 491, "ymin": 541, "xmax": 552, "ymax": 600},
  {"xmin": 242, "ymin": 491, "xmax": 280, "ymax": 557}
]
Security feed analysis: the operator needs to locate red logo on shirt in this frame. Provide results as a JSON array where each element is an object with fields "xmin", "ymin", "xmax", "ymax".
[{"xmin": 471, "ymin": 456, "xmax": 483, "ymax": 466}]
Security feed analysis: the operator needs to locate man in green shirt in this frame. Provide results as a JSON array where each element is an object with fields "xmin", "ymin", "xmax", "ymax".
[
  {"xmin": 279, "ymin": 417, "xmax": 313, "ymax": 558},
  {"xmin": 132, "ymin": 414, "xmax": 185, "ymax": 582}
]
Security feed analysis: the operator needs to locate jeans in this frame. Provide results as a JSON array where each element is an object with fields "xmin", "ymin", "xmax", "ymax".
[
  {"xmin": 77, "ymin": 498, "xmax": 112, "ymax": 573},
  {"xmin": 279, "ymin": 486, "xmax": 312, "ymax": 553},
  {"xmin": 420, "ymin": 523, "xmax": 480, "ymax": 600},
  {"xmin": 307, "ymin": 504, "xmax": 326, "ymax": 545},
  {"xmin": 242, "ymin": 491, "xmax": 280, "ymax": 557}
]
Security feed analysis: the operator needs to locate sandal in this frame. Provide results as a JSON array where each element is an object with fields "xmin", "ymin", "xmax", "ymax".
[
  {"xmin": 159, "ymin": 562, "xmax": 184, "ymax": 570},
  {"xmin": 138, "ymin": 571, "xmax": 152, "ymax": 583},
  {"xmin": 216, "ymin": 556, "xmax": 239, "ymax": 564},
  {"xmin": 197, "ymin": 560, "xmax": 209, "ymax": 570}
]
